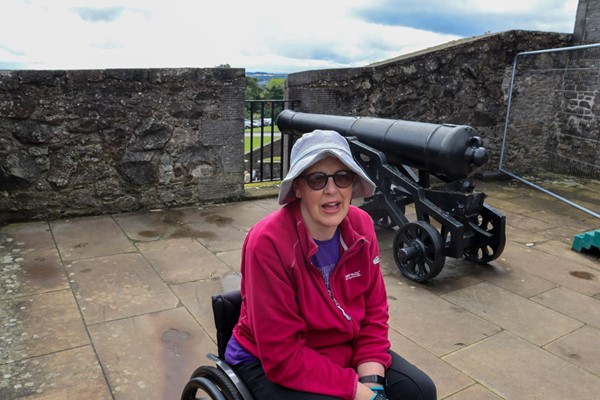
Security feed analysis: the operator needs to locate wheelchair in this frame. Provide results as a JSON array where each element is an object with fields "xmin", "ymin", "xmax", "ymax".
[{"xmin": 180, "ymin": 289, "xmax": 255, "ymax": 400}]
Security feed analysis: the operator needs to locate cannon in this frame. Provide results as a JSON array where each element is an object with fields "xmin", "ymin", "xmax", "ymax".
[{"xmin": 277, "ymin": 110, "xmax": 506, "ymax": 283}]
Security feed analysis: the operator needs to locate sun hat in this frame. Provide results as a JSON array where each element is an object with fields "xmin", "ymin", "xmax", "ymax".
[{"xmin": 278, "ymin": 130, "xmax": 376, "ymax": 204}]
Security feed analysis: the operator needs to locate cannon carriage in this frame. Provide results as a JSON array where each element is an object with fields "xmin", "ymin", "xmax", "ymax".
[{"xmin": 277, "ymin": 110, "xmax": 506, "ymax": 283}]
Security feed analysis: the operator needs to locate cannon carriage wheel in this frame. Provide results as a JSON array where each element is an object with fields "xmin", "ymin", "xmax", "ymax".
[
  {"xmin": 462, "ymin": 206, "xmax": 505, "ymax": 264},
  {"xmin": 393, "ymin": 221, "xmax": 445, "ymax": 283}
]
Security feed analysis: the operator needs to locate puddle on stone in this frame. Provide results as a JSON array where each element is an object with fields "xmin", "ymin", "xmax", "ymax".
[
  {"xmin": 162, "ymin": 210, "xmax": 185, "ymax": 226},
  {"xmin": 160, "ymin": 328, "xmax": 190, "ymax": 344},
  {"xmin": 169, "ymin": 229, "xmax": 216, "ymax": 239},
  {"xmin": 569, "ymin": 271, "xmax": 594, "ymax": 280},
  {"xmin": 23, "ymin": 261, "xmax": 57, "ymax": 287},
  {"xmin": 137, "ymin": 230, "xmax": 163, "ymax": 238},
  {"xmin": 204, "ymin": 214, "xmax": 233, "ymax": 226}
]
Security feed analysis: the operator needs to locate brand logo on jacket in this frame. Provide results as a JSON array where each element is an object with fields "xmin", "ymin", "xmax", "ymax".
[
  {"xmin": 345, "ymin": 271, "xmax": 362, "ymax": 280},
  {"xmin": 373, "ymin": 256, "xmax": 380, "ymax": 264}
]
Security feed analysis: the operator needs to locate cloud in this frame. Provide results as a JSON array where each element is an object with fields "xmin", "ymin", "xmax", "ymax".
[
  {"xmin": 356, "ymin": 0, "xmax": 579, "ymax": 36},
  {"xmin": 76, "ymin": 7, "xmax": 125, "ymax": 23},
  {"xmin": 0, "ymin": 61, "xmax": 27, "ymax": 69},
  {"xmin": 0, "ymin": 0, "xmax": 580, "ymax": 73}
]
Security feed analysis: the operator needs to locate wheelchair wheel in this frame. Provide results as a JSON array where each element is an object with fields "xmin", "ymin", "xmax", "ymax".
[{"xmin": 181, "ymin": 365, "xmax": 243, "ymax": 400}]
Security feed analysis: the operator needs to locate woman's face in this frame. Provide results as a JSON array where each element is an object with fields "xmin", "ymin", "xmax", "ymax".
[{"xmin": 293, "ymin": 156, "xmax": 354, "ymax": 240}]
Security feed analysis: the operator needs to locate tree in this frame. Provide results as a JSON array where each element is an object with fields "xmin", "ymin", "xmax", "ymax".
[
  {"xmin": 245, "ymin": 76, "xmax": 263, "ymax": 100},
  {"xmin": 264, "ymin": 78, "xmax": 285, "ymax": 100}
]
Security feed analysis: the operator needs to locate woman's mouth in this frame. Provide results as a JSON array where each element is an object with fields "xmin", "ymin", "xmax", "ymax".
[{"xmin": 322, "ymin": 202, "xmax": 340, "ymax": 211}]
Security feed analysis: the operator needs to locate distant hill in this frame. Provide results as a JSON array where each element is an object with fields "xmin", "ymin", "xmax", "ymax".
[{"xmin": 246, "ymin": 71, "xmax": 287, "ymax": 88}]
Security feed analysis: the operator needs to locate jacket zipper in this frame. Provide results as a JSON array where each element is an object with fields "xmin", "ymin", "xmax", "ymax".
[
  {"xmin": 328, "ymin": 288, "xmax": 351, "ymax": 320},
  {"xmin": 326, "ymin": 240, "xmax": 363, "ymax": 322},
  {"xmin": 309, "ymin": 234, "xmax": 365, "ymax": 322}
]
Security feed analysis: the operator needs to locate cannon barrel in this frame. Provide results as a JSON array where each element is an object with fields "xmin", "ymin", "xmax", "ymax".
[{"xmin": 277, "ymin": 110, "xmax": 489, "ymax": 181}]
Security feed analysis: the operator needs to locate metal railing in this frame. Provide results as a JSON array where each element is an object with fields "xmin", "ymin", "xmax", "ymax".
[
  {"xmin": 500, "ymin": 43, "xmax": 600, "ymax": 219},
  {"xmin": 245, "ymin": 100, "xmax": 299, "ymax": 183}
]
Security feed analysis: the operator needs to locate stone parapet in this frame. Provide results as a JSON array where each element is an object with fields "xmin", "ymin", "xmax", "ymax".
[
  {"xmin": 0, "ymin": 68, "xmax": 245, "ymax": 221},
  {"xmin": 285, "ymin": 30, "xmax": 573, "ymax": 175}
]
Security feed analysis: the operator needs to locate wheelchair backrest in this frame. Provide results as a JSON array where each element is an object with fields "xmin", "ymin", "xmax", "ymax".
[{"xmin": 211, "ymin": 288, "xmax": 242, "ymax": 359}]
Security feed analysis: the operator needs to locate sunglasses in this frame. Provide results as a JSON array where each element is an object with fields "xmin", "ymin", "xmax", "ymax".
[{"xmin": 299, "ymin": 170, "xmax": 356, "ymax": 190}]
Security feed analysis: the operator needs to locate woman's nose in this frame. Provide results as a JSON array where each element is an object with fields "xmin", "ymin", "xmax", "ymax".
[{"xmin": 323, "ymin": 176, "xmax": 338, "ymax": 193}]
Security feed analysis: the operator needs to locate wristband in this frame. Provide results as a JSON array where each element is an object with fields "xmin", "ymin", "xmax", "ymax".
[{"xmin": 359, "ymin": 374, "xmax": 387, "ymax": 387}]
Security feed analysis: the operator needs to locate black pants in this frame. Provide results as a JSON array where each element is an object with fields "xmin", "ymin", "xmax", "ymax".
[{"xmin": 234, "ymin": 350, "xmax": 436, "ymax": 400}]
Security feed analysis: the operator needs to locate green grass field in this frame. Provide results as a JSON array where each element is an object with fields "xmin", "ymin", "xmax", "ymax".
[{"xmin": 244, "ymin": 129, "xmax": 281, "ymax": 153}]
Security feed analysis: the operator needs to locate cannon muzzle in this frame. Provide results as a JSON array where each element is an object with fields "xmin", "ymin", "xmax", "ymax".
[{"xmin": 277, "ymin": 110, "xmax": 489, "ymax": 181}]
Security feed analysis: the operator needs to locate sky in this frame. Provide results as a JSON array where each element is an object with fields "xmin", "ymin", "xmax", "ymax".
[{"xmin": 0, "ymin": 0, "xmax": 580, "ymax": 74}]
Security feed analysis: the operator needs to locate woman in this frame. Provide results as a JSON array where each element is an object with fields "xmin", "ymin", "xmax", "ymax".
[{"xmin": 226, "ymin": 129, "xmax": 436, "ymax": 400}]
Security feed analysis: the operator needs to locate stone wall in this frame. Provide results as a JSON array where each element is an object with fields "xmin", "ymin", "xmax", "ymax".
[
  {"xmin": 574, "ymin": 0, "xmax": 600, "ymax": 44},
  {"xmin": 504, "ymin": 45, "xmax": 600, "ymax": 179},
  {"xmin": 285, "ymin": 30, "xmax": 573, "ymax": 176},
  {"xmin": 0, "ymin": 68, "xmax": 245, "ymax": 221}
]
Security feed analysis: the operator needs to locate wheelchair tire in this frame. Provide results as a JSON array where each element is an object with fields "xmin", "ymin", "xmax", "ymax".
[
  {"xmin": 181, "ymin": 376, "xmax": 227, "ymax": 400},
  {"xmin": 186, "ymin": 365, "xmax": 243, "ymax": 400}
]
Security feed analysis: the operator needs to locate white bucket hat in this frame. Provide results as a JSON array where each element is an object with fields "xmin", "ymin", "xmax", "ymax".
[{"xmin": 278, "ymin": 130, "xmax": 376, "ymax": 205}]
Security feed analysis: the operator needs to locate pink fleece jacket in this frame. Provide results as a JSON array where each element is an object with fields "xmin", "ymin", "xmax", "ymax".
[{"xmin": 232, "ymin": 200, "xmax": 392, "ymax": 399}]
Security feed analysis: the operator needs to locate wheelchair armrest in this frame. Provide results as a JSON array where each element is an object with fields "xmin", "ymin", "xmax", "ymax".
[{"xmin": 212, "ymin": 289, "xmax": 242, "ymax": 358}]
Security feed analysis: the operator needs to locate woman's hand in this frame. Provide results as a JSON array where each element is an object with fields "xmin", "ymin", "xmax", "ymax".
[
  {"xmin": 369, "ymin": 386, "xmax": 388, "ymax": 400},
  {"xmin": 355, "ymin": 382, "xmax": 386, "ymax": 400},
  {"xmin": 355, "ymin": 362, "xmax": 387, "ymax": 399},
  {"xmin": 354, "ymin": 383, "xmax": 388, "ymax": 400}
]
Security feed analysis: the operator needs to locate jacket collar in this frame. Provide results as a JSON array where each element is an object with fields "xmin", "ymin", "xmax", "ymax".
[{"xmin": 287, "ymin": 200, "xmax": 366, "ymax": 259}]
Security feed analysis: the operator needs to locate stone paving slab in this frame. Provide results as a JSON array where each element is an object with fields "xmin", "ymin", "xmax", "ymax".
[
  {"xmin": 0, "ymin": 289, "xmax": 88, "ymax": 364},
  {"xmin": 0, "ymin": 247, "xmax": 68, "ymax": 300},
  {"xmin": 503, "ymin": 211, "xmax": 561, "ymax": 234},
  {"xmin": 477, "ymin": 259, "xmax": 558, "ymax": 298},
  {"xmin": 190, "ymin": 223, "xmax": 249, "ymax": 253},
  {"xmin": 0, "ymin": 221, "xmax": 56, "ymax": 253},
  {"xmin": 215, "ymin": 248, "xmax": 243, "ymax": 272},
  {"xmin": 385, "ymin": 276, "xmax": 501, "ymax": 356},
  {"xmin": 198, "ymin": 201, "xmax": 275, "ymax": 230},
  {"xmin": 531, "ymin": 286, "xmax": 600, "ymax": 328},
  {"xmin": 494, "ymin": 242, "xmax": 600, "ymax": 296},
  {"xmin": 387, "ymin": 329, "xmax": 474, "ymax": 399},
  {"xmin": 417, "ymin": 259, "xmax": 488, "ymax": 295},
  {"xmin": 533, "ymin": 239, "xmax": 600, "ymax": 271},
  {"xmin": 0, "ymin": 346, "xmax": 113, "ymax": 400},
  {"xmin": 442, "ymin": 281, "xmax": 583, "ymax": 346},
  {"xmin": 501, "ymin": 223, "xmax": 551, "ymax": 245},
  {"xmin": 137, "ymin": 237, "xmax": 233, "ymax": 284},
  {"xmin": 544, "ymin": 325, "xmax": 600, "ymax": 376},
  {"xmin": 171, "ymin": 273, "xmax": 242, "ymax": 343},
  {"xmin": 88, "ymin": 307, "xmax": 212, "ymax": 400},
  {"xmin": 444, "ymin": 384, "xmax": 504, "ymax": 400},
  {"xmin": 68, "ymin": 253, "xmax": 179, "ymax": 324},
  {"xmin": 443, "ymin": 331, "xmax": 600, "ymax": 400},
  {"xmin": 51, "ymin": 216, "xmax": 137, "ymax": 261},
  {"xmin": 114, "ymin": 211, "xmax": 170, "ymax": 242}
]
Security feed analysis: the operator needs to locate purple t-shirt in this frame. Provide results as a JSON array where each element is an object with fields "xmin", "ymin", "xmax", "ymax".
[
  {"xmin": 224, "ymin": 229, "xmax": 341, "ymax": 366},
  {"xmin": 311, "ymin": 229, "xmax": 341, "ymax": 291}
]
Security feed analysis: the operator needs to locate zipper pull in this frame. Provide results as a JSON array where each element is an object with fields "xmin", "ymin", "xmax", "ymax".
[
  {"xmin": 328, "ymin": 289, "xmax": 351, "ymax": 320},
  {"xmin": 336, "ymin": 303, "xmax": 351, "ymax": 320}
]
